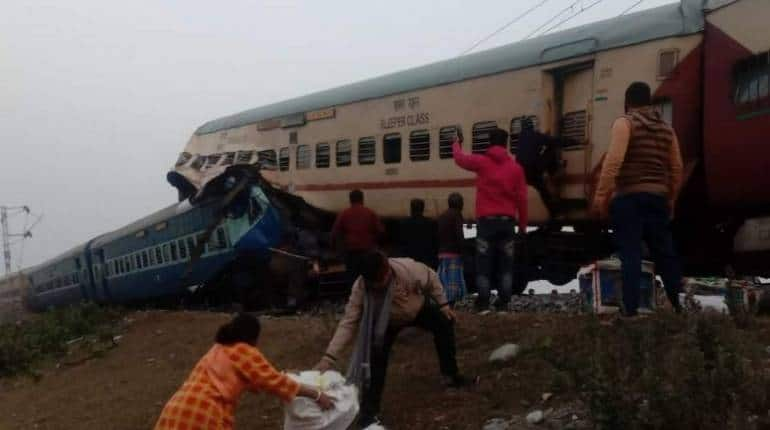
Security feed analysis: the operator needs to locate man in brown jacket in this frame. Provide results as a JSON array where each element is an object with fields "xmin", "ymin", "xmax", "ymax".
[
  {"xmin": 315, "ymin": 250, "xmax": 464, "ymax": 428},
  {"xmin": 592, "ymin": 82, "xmax": 684, "ymax": 316}
]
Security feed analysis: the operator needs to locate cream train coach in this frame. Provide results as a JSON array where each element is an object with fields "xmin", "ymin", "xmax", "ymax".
[{"xmin": 170, "ymin": 0, "xmax": 770, "ymax": 282}]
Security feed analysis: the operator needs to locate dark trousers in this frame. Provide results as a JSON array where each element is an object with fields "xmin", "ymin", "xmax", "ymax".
[
  {"xmin": 525, "ymin": 167, "xmax": 556, "ymax": 216},
  {"xmin": 610, "ymin": 193, "xmax": 683, "ymax": 314},
  {"xmin": 345, "ymin": 250, "xmax": 367, "ymax": 285},
  {"xmin": 476, "ymin": 217, "xmax": 516, "ymax": 309},
  {"xmin": 360, "ymin": 301, "xmax": 459, "ymax": 419}
]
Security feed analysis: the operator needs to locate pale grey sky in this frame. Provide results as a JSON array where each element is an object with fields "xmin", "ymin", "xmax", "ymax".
[{"xmin": 0, "ymin": 0, "xmax": 677, "ymax": 270}]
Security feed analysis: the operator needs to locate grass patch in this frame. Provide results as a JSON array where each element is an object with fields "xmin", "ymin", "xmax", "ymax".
[
  {"xmin": 0, "ymin": 303, "xmax": 123, "ymax": 378},
  {"xmin": 522, "ymin": 313, "xmax": 770, "ymax": 429}
]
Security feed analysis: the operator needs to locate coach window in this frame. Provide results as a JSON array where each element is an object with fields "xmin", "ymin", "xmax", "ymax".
[
  {"xmin": 296, "ymin": 145, "xmax": 311, "ymax": 170},
  {"xmin": 734, "ymin": 50, "xmax": 770, "ymax": 108},
  {"xmin": 255, "ymin": 150, "xmax": 274, "ymax": 169},
  {"xmin": 560, "ymin": 111, "xmax": 587, "ymax": 144},
  {"xmin": 358, "ymin": 137, "xmax": 376, "ymax": 165},
  {"xmin": 509, "ymin": 116, "xmax": 539, "ymax": 153},
  {"xmin": 409, "ymin": 130, "xmax": 430, "ymax": 161},
  {"xmin": 250, "ymin": 149, "xmax": 278, "ymax": 170},
  {"xmin": 438, "ymin": 126, "xmax": 459, "ymax": 159},
  {"xmin": 209, "ymin": 227, "xmax": 228, "ymax": 251},
  {"xmin": 135, "ymin": 254, "xmax": 141, "ymax": 269},
  {"xmin": 336, "ymin": 140, "xmax": 351, "ymax": 167},
  {"xmin": 206, "ymin": 154, "xmax": 222, "ymax": 168},
  {"xmin": 383, "ymin": 133, "xmax": 401, "ymax": 164},
  {"xmin": 126, "ymin": 256, "xmax": 133, "ymax": 272},
  {"xmin": 187, "ymin": 237, "xmax": 196, "ymax": 258},
  {"xmin": 197, "ymin": 234, "xmax": 209, "ymax": 255},
  {"xmin": 119, "ymin": 259, "xmax": 125, "ymax": 274},
  {"xmin": 279, "ymin": 147, "xmax": 290, "ymax": 171},
  {"xmin": 316, "ymin": 143, "xmax": 330, "ymax": 168},
  {"xmin": 162, "ymin": 244, "xmax": 171, "ymax": 262},
  {"xmin": 142, "ymin": 251, "xmax": 149, "ymax": 268},
  {"xmin": 657, "ymin": 49, "xmax": 679, "ymax": 79},
  {"xmin": 237, "ymin": 150, "xmax": 255, "ymax": 164},
  {"xmin": 472, "ymin": 121, "xmax": 497, "ymax": 154},
  {"xmin": 222, "ymin": 152, "xmax": 236, "ymax": 165},
  {"xmin": 653, "ymin": 99, "xmax": 673, "ymax": 125},
  {"xmin": 170, "ymin": 242, "xmax": 178, "ymax": 261},
  {"xmin": 178, "ymin": 240, "xmax": 187, "ymax": 260}
]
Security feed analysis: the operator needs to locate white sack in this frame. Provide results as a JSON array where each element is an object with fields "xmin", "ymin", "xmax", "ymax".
[{"xmin": 283, "ymin": 370, "xmax": 359, "ymax": 430}]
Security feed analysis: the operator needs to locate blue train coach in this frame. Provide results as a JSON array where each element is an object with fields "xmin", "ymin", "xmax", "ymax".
[{"xmin": 25, "ymin": 167, "xmax": 283, "ymax": 311}]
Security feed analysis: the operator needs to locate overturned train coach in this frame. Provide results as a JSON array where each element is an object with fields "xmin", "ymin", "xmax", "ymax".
[
  {"xmin": 25, "ymin": 167, "xmax": 284, "ymax": 311},
  {"xmin": 170, "ymin": 0, "xmax": 770, "ymax": 283}
]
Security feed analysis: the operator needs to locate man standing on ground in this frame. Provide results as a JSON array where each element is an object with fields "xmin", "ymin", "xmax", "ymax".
[
  {"xmin": 331, "ymin": 189, "xmax": 385, "ymax": 284},
  {"xmin": 436, "ymin": 193, "xmax": 467, "ymax": 307},
  {"xmin": 453, "ymin": 128, "xmax": 528, "ymax": 311},
  {"xmin": 315, "ymin": 250, "xmax": 465, "ymax": 428},
  {"xmin": 592, "ymin": 82, "xmax": 684, "ymax": 316},
  {"xmin": 397, "ymin": 198, "xmax": 438, "ymax": 268}
]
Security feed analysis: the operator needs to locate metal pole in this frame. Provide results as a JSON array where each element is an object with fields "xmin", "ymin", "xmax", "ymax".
[{"xmin": 1, "ymin": 207, "xmax": 10, "ymax": 274}]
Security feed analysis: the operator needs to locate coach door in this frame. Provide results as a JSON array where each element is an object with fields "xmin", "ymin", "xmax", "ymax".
[
  {"xmin": 551, "ymin": 62, "xmax": 594, "ymax": 211},
  {"xmin": 91, "ymin": 249, "xmax": 111, "ymax": 303}
]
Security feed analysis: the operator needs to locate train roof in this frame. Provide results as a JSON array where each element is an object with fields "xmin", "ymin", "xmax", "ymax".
[
  {"xmin": 90, "ymin": 200, "xmax": 195, "ymax": 248},
  {"xmin": 195, "ymin": 0, "xmax": 707, "ymax": 136}
]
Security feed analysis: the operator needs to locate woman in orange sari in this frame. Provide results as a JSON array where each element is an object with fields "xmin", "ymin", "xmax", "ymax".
[{"xmin": 155, "ymin": 313, "xmax": 334, "ymax": 430}]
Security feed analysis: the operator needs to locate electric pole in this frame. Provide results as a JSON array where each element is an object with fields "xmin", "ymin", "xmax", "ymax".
[
  {"xmin": 0, "ymin": 206, "xmax": 36, "ymax": 275},
  {"xmin": 1, "ymin": 207, "xmax": 10, "ymax": 274}
]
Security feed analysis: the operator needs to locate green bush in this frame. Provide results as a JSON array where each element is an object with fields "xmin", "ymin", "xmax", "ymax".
[{"xmin": 0, "ymin": 303, "xmax": 122, "ymax": 378}]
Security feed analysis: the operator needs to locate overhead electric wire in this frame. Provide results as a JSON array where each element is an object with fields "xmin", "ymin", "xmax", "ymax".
[
  {"xmin": 524, "ymin": 0, "xmax": 583, "ymax": 39},
  {"xmin": 620, "ymin": 0, "xmax": 644, "ymax": 16},
  {"xmin": 461, "ymin": 0, "xmax": 553, "ymax": 55},
  {"xmin": 534, "ymin": 0, "xmax": 608, "ymax": 37},
  {"xmin": 620, "ymin": 0, "xmax": 645, "ymax": 15}
]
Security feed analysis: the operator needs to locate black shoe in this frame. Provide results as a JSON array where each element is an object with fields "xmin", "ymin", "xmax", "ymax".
[{"xmin": 442, "ymin": 374, "xmax": 468, "ymax": 388}]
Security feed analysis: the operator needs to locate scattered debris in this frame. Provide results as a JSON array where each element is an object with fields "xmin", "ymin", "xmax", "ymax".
[
  {"xmin": 456, "ymin": 294, "xmax": 583, "ymax": 314},
  {"xmin": 489, "ymin": 344, "xmax": 520, "ymax": 362},
  {"xmin": 541, "ymin": 392, "xmax": 553, "ymax": 403},
  {"xmin": 65, "ymin": 337, "xmax": 84, "ymax": 346},
  {"xmin": 525, "ymin": 410, "xmax": 544, "ymax": 425},
  {"xmin": 482, "ymin": 418, "xmax": 511, "ymax": 430}
]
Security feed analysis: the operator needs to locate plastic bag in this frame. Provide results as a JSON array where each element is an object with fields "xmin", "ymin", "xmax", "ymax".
[{"xmin": 283, "ymin": 370, "xmax": 359, "ymax": 430}]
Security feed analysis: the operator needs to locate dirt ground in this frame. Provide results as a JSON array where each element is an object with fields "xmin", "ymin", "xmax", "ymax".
[{"xmin": 0, "ymin": 308, "xmax": 583, "ymax": 430}]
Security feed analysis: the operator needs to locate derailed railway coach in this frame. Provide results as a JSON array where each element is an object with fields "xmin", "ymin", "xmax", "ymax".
[
  {"xmin": 25, "ymin": 167, "xmax": 284, "ymax": 311},
  {"xmin": 170, "ymin": 0, "xmax": 770, "ymax": 284}
]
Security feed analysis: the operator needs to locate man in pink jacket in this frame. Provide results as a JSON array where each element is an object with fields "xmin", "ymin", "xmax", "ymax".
[{"xmin": 453, "ymin": 128, "xmax": 528, "ymax": 311}]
